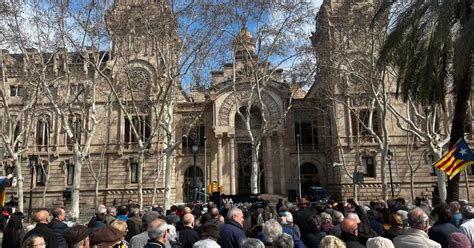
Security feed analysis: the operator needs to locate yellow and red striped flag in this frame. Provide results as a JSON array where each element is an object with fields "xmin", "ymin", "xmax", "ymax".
[{"xmin": 433, "ymin": 137, "xmax": 474, "ymax": 180}]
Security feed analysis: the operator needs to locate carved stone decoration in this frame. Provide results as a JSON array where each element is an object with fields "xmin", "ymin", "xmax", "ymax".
[
  {"xmin": 127, "ymin": 67, "xmax": 150, "ymax": 91},
  {"xmin": 218, "ymin": 90, "xmax": 281, "ymax": 127}
]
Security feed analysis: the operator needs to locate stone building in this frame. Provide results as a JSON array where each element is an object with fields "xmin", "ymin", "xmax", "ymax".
[{"xmin": 1, "ymin": 0, "xmax": 473, "ymax": 212}]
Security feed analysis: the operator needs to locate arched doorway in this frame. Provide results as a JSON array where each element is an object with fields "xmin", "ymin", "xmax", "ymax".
[
  {"xmin": 300, "ymin": 163, "xmax": 320, "ymax": 197},
  {"xmin": 183, "ymin": 166, "xmax": 203, "ymax": 202}
]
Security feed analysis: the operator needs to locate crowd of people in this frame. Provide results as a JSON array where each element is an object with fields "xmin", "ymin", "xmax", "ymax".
[{"xmin": 2, "ymin": 196, "xmax": 474, "ymax": 248}]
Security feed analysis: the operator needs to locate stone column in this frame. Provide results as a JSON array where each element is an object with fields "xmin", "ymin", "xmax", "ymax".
[
  {"xmin": 230, "ymin": 135, "xmax": 236, "ymax": 194},
  {"xmin": 278, "ymin": 134, "xmax": 286, "ymax": 194},
  {"xmin": 266, "ymin": 136, "xmax": 274, "ymax": 194},
  {"xmin": 217, "ymin": 135, "xmax": 223, "ymax": 189}
]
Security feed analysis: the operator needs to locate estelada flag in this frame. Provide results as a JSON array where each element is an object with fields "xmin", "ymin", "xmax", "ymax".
[{"xmin": 433, "ymin": 137, "xmax": 474, "ymax": 180}]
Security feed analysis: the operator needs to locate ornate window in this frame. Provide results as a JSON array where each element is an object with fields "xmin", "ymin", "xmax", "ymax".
[
  {"xmin": 10, "ymin": 85, "xmax": 24, "ymax": 97},
  {"xmin": 351, "ymin": 109, "xmax": 380, "ymax": 137},
  {"xmin": 36, "ymin": 117, "xmax": 50, "ymax": 150},
  {"xmin": 294, "ymin": 120, "xmax": 318, "ymax": 150},
  {"xmin": 36, "ymin": 162, "xmax": 48, "ymax": 186},
  {"xmin": 67, "ymin": 163, "xmax": 74, "ymax": 186},
  {"xmin": 130, "ymin": 162, "xmax": 139, "ymax": 184},
  {"xmin": 127, "ymin": 67, "xmax": 151, "ymax": 91},
  {"xmin": 124, "ymin": 115, "xmax": 151, "ymax": 148},
  {"xmin": 361, "ymin": 156, "xmax": 375, "ymax": 177}
]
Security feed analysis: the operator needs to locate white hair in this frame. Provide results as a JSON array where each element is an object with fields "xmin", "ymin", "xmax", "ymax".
[
  {"xmin": 193, "ymin": 239, "xmax": 221, "ymax": 248},
  {"xmin": 366, "ymin": 237, "xmax": 395, "ymax": 248},
  {"xmin": 241, "ymin": 238, "xmax": 265, "ymax": 248},
  {"xmin": 262, "ymin": 219, "xmax": 283, "ymax": 243},
  {"xmin": 227, "ymin": 207, "xmax": 242, "ymax": 219}
]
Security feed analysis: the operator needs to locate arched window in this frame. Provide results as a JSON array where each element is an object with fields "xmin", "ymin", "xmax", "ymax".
[
  {"xmin": 300, "ymin": 163, "xmax": 320, "ymax": 197},
  {"xmin": 36, "ymin": 116, "xmax": 50, "ymax": 150},
  {"xmin": 235, "ymin": 106, "xmax": 262, "ymax": 130},
  {"xmin": 183, "ymin": 167, "xmax": 203, "ymax": 202}
]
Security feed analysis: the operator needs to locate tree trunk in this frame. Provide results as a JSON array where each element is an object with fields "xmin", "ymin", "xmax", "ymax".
[
  {"xmin": 163, "ymin": 148, "xmax": 173, "ymax": 210},
  {"xmin": 380, "ymin": 148, "xmax": 388, "ymax": 200},
  {"xmin": 138, "ymin": 150, "xmax": 145, "ymax": 210},
  {"xmin": 410, "ymin": 169, "xmax": 415, "ymax": 202},
  {"xmin": 13, "ymin": 158, "xmax": 24, "ymax": 213},
  {"xmin": 447, "ymin": 48, "xmax": 472, "ymax": 203},
  {"xmin": 94, "ymin": 180, "xmax": 99, "ymax": 209},
  {"xmin": 71, "ymin": 144, "xmax": 82, "ymax": 221},
  {"xmin": 250, "ymin": 144, "xmax": 260, "ymax": 194},
  {"xmin": 433, "ymin": 150, "xmax": 447, "ymax": 202}
]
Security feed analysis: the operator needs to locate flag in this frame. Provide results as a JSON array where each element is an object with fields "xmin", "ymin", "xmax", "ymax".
[{"xmin": 433, "ymin": 137, "xmax": 474, "ymax": 180}]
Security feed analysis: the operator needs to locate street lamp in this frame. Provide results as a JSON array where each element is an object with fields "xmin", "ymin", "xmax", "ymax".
[
  {"xmin": 192, "ymin": 144, "xmax": 199, "ymax": 202},
  {"xmin": 296, "ymin": 134, "xmax": 302, "ymax": 199},
  {"xmin": 28, "ymin": 155, "xmax": 38, "ymax": 222},
  {"xmin": 386, "ymin": 149, "xmax": 394, "ymax": 198}
]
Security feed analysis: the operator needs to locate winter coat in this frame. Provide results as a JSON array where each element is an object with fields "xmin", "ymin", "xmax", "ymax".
[
  {"xmin": 393, "ymin": 228, "xmax": 442, "ymax": 248},
  {"xmin": 23, "ymin": 223, "xmax": 59, "ymax": 248},
  {"xmin": 428, "ymin": 222, "xmax": 461, "ymax": 248},
  {"xmin": 48, "ymin": 218, "xmax": 68, "ymax": 248},
  {"xmin": 340, "ymin": 231, "xmax": 366, "ymax": 248},
  {"xmin": 127, "ymin": 216, "xmax": 143, "ymax": 241},
  {"xmin": 144, "ymin": 240, "xmax": 166, "ymax": 248},
  {"xmin": 301, "ymin": 231, "xmax": 326, "ymax": 248},
  {"xmin": 218, "ymin": 220, "xmax": 246, "ymax": 248},
  {"xmin": 178, "ymin": 226, "xmax": 199, "ymax": 248}
]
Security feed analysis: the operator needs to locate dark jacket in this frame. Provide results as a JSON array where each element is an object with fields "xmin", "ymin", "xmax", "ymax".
[
  {"xmin": 144, "ymin": 240, "xmax": 166, "ymax": 248},
  {"xmin": 2, "ymin": 228, "xmax": 25, "ymax": 248},
  {"xmin": 340, "ymin": 231, "xmax": 366, "ymax": 248},
  {"xmin": 301, "ymin": 231, "xmax": 326, "ymax": 248},
  {"xmin": 178, "ymin": 226, "xmax": 199, "ymax": 248},
  {"xmin": 23, "ymin": 223, "xmax": 59, "ymax": 248},
  {"xmin": 294, "ymin": 208, "xmax": 315, "ymax": 236},
  {"xmin": 428, "ymin": 222, "xmax": 460, "ymax": 248},
  {"xmin": 381, "ymin": 227, "xmax": 404, "ymax": 240},
  {"xmin": 48, "ymin": 218, "xmax": 68, "ymax": 248},
  {"xmin": 127, "ymin": 215, "xmax": 143, "ymax": 241},
  {"xmin": 281, "ymin": 224, "xmax": 307, "ymax": 248},
  {"xmin": 368, "ymin": 218, "xmax": 384, "ymax": 235},
  {"xmin": 218, "ymin": 220, "xmax": 246, "ymax": 248}
]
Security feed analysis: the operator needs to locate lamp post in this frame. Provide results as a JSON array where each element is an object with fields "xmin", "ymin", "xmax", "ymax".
[
  {"xmin": 296, "ymin": 134, "xmax": 302, "ymax": 199},
  {"xmin": 192, "ymin": 144, "xmax": 199, "ymax": 202},
  {"xmin": 386, "ymin": 149, "xmax": 394, "ymax": 198},
  {"xmin": 204, "ymin": 137, "xmax": 207, "ymax": 203},
  {"xmin": 27, "ymin": 155, "xmax": 37, "ymax": 222}
]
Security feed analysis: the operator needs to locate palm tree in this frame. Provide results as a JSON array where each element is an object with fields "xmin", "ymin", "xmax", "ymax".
[{"xmin": 376, "ymin": 0, "xmax": 473, "ymax": 202}]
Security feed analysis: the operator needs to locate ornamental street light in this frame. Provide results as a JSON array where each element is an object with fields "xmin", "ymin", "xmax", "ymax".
[
  {"xmin": 386, "ymin": 149, "xmax": 395, "ymax": 198},
  {"xmin": 192, "ymin": 144, "xmax": 199, "ymax": 202}
]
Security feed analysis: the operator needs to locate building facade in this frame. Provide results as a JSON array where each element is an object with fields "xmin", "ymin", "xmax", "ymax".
[{"xmin": 1, "ymin": 0, "xmax": 473, "ymax": 212}]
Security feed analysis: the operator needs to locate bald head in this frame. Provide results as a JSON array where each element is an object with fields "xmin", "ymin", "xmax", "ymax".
[
  {"xmin": 183, "ymin": 207, "xmax": 191, "ymax": 215},
  {"xmin": 341, "ymin": 218, "xmax": 358, "ymax": 237},
  {"xmin": 408, "ymin": 207, "xmax": 429, "ymax": 231},
  {"xmin": 33, "ymin": 210, "xmax": 50, "ymax": 224},
  {"xmin": 211, "ymin": 208, "xmax": 219, "ymax": 218},
  {"xmin": 183, "ymin": 213, "xmax": 195, "ymax": 227}
]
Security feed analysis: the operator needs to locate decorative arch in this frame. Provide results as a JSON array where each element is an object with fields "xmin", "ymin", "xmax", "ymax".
[
  {"xmin": 217, "ymin": 90, "xmax": 281, "ymax": 127},
  {"xmin": 299, "ymin": 162, "xmax": 320, "ymax": 197}
]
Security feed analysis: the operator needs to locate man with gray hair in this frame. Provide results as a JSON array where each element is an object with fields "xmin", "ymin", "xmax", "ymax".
[
  {"xmin": 218, "ymin": 207, "xmax": 246, "ymax": 248},
  {"xmin": 240, "ymin": 238, "xmax": 265, "ymax": 248},
  {"xmin": 459, "ymin": 205, "xmax": 474, "ymax": 246},
  {"xmin": 145, "ymin": 219, "xmax": 168, "ymax": 248},
  {"xmin": 393, "ymin": 207, "xmax": 441, "ymax": 248},
  {"xmin": 105, "ymin": 207, "xmax": 116, "ymax": 226},
  {"xmin": 256, "ymin": 219, "xmax": 283, "ymax": 245}
]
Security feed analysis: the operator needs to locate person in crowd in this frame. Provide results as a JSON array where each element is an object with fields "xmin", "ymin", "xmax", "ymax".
[
  {"xmin": 301, "ymin": 214, "xmax": 326, "ymax": 248},
  {"xmin": 117, "ymin": 205, "xmax": 130, "ymax": 222},
  {"xmin": 366, "ymin": 237, "xmax": 394, "ymax": 248},
  {"xmin": 367, "ymin": 210, "xmax": 384, "ymax": 235},
  {"xmin": 381, "ymin": 213, "xmax": 405, "ymax": 240},
  {"xmin": 106, "ymin": 207, "xmax": 117, "ymax": 226},
  {"xmin": 63, "ymin": 225, "xmax": 91, "ymax": 248},
  {"xmin": 2, "ymin": 212, "xmax": 25, "ymax": 248},
  {"xmin": 279, "ymin": 212, "xmax": 305, "ymax": 247},
  {"xmin": 256, "ymin": 219, "xmax": 284, "ymax": 245},
  {"xmin": 428, "ymin": 203, "xmax": 460, "ymax": 248},
  {"xmin": 447, "ymin": 232, "xmax": 472, "ymax": 248},
  {"xmin": 459, "ymin": 205, "xmax": 474, "ymax": 246},
  {"xmin": 22, "ymin": 235, "xmax": 47, "ymax": 248},
  {"xmin": 90, "ymin": 206, "xmax": 107, "ymax": 231},
  {"xmin": 176, "ymin": 207, "xmax": 192, "ymax": 231},
  {"xmin": 340, "ymin": 217, "xmax": 366, "ymax": 248},
  {"xmin": 240, "ymin": 238, "xmax": 265, "ymax": 248},
  {"xmin": 145, "ymin": 219, "xmax": 169, "ymax": 248},
  {"xmin": 318, "ymin": 235, "xmax": 347, "ymax": 248},
  {"xmin": 450, "ymin": 202, "xmax": 463, "ymax": 228},
  {"xmin": 179, "ymin": 213, "xmax": 199, "ymax": 248},
  {"xmin": 127, "ymin": 207, "xmax": 143, "ymax": 241},
  {"xmin": 276, "ymin": 199, "xmax": 284, "ymax": 213},
  {"xmin": 284, "ymin": 211, "xmax": 301, "ymax": 238},
  {"xmin": 23, "ymin": 210, "xmax": 59, "ymax": 248},
  {"xmin": 331, "ymin": 211, "xmax": 346, "ymax": 237},
  {"xmin": 294, "ymin": 198, "xmax": 314, "ymax": 236},
  {"xmin": 272, "ymin": 233, "xmax": 294, "ymax": 248},
  {"xmin": 111, "ymin": 220, "xmax": 130, "ymax": 247},
  {"xmin": 49, "ymin": 208, "xmax": 68, "ymax": 248},
  {"xmin": 218, "ymin": 207, "xmax": 246, "ymax": 248},
  {"xmin": 129, "ymin": 211, "xmax": 160, "ymax": 248},
  {"xmin": 192, "ymin": 223, "xmax": 221, "ymax": 248},
  {"xmin": 167, "ymin": 223, "xmax": 183, "ymax": 248},
  {"xmin": 88, "ymin": 205, "xmax": 106, "ymax": 228},
  {"xmin": 90, "ymin": 226, "xmax": 125, "ymax": 247},
  {"xmin": 321, "ymin": 212, "xmax": 335, "ymax": 234},
  {"xmin": 393, "ymin": 207, "xmax": 441, "ymax": 248},
  {"xmin": 206, "ymin": 208, "xmax": 224, "ymax": 226}
]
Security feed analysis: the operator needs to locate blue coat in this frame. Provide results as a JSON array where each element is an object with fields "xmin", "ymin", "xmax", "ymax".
[
  {"xmin": 428, "ymin": 222, "xmax": 460, "ymax": 248},
  {"xmin": 282, "ymin": 224, "xmax": 307, "ymax": 248},
  {"xmin": 218, "ymin": 220, "xmax": 246, "ymax": 248}
]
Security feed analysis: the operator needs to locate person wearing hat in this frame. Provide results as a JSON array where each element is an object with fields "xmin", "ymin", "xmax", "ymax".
[
  {"xmin": 64, "ymin": 225, "xmax": 91, "ymax": 248},
  {"xmin": 192, "ymin": 223, "xmax": 221, "ymax": 248},
  {"xmin": 89, "ymin": 226, "xmax": 123, "ymax": 247},
  {"xmin": 294, "ymin": 197, "xmax": 315, "ymax": 237}
]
